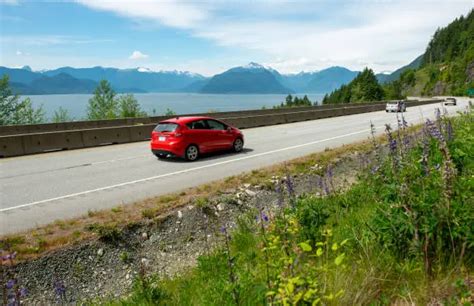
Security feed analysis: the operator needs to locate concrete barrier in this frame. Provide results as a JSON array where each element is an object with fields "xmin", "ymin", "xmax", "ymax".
[
  {"xmin": 0, "ymin": 99, "xmax": 419, "ymax": 136},
  {"xmin": 0, "ymin": 99, "xmax": 444, "ymax": 157}
]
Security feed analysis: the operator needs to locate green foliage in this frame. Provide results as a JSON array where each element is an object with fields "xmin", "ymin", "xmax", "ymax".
[
  {"xmin": 86, "ymin": 223, "xmax": 122, "ymax": 243},
  {"xmin": 87, "ymin": 80, "xmax": 118, "ymax": 120},
  {"xmin": 51, "ymin": 107, "xmax": 72, "ymax": 123},
  {"xmin": 164, "ymin": 108, "xmax": 176, "ymax": 116},
  {"xmin": 111, "ymin": 109, "xmax": 473, "ymax": 304},
  {"xmin": 117, "ymin": 94, "xmax": 147, "ymax": 118},
  {"xmin": 274, "ymin": 94, "xmax": 314, "ymax": 109},
  {"xmin": 87, "ymin": 80, "xmax": 147, "ymax": 120},
  {"xmin": 323, "ymin": 68, "xmax": 384, "ymax": 104},
  {"xmin": 0, "ymin": 75, "xmax": 45, "ymax": 125},
  {"xmin": 369, "ymin": 111, "xmax": 473, "ymax": 273},
  {"xmin": 399, "ymin": 9, "xmax": 474, "ymax": 95}
]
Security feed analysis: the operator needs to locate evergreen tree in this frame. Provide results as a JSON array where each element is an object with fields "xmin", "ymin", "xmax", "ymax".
[
  {"xmin": 322, "ymin": 68, "xmax": 383, "ymax": 104},
  {"xmin": 87, "ymin": 80, "xmax": 118, "ymax": 120}
]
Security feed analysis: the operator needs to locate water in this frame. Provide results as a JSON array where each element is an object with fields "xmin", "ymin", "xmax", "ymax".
[{"xmin": 26, "ymin": 93, "xmax": 326, "ymax": 120}]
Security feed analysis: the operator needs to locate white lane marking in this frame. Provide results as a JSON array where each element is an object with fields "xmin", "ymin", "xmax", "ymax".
[{"xmin": 1, "ymin": 128, "xmax": 371, "ymax": 213}]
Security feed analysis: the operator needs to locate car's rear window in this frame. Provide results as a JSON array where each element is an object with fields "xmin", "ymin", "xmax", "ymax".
[{"xmin": 154, "ymin": 123, "xmax": 179, "ymax": 132}]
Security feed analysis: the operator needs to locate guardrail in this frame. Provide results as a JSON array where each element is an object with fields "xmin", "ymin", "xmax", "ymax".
[
  {"xmin": 0, "ymin": 99, "xmax": 444, "ymax": 157},
  {"xmin": 0, "ymin": 100, "xmax": 409, "ymax": 136}
]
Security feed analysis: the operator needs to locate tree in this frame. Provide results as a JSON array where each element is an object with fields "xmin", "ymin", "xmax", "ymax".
[
  {"xmin": 87, "ymin": 80, "xmax": 118, "ymax": 120},
  {"xmin": 117, "ymin": 94, "xmax": 146, "ymax": 118},
  {"xmin": 52, "ymin": 107, "xmax": 72, "ymax": 123},
  {"xmin": 323, "ymin": 68, "xmax": 383, "ymax": 104},
  {"xmin": 0, "ymin": 75, "xmax": 45, "ymax": 125},
  {"xmin": 165, "ymin": 108, "xmax": 176, "ymax": 116}
]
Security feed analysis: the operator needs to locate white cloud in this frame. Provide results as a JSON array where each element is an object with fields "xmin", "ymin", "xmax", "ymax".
[
  {"xmin": 76, "ymin": 0, "xmax": 209, "ymax": 28},
  {"xmin": 16, "ymin": 50, "xmax": 22, "ymax": 56},
  {"xmin": 26, "ymin": 0, "xmax": 474, "ymax": 74},
  {"xmin": 129, "ymin": 50, "xmax": 149, "ymax": 60}
]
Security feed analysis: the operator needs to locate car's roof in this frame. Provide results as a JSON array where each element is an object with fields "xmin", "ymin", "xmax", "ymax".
[{"xmin": 159, "ymin": 116, "xmax": 215, "ymax": 124}]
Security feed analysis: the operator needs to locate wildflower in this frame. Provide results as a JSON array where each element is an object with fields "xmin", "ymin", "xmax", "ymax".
[
  {"xmin": 6, "ymin": 279, "xmax": 15, "ymax": 289},
  {"xmin": 54, "ymin": 280, "xmax": 67, "ymax": 301},
  {"xmin": 425, "ymin": 119, "xmax": 445, "ymax": 142},
  {"xmin": 19, "ymin": 287, "xmax": 28, "ymax": 298},
  {"xmin": 285, "ymin": 172, "xmax": 295, "ymax": 198},
  {"xmin": 385, "ymin": 124, "xmax": 397, "ymax": 154},
  {"xmin": 220, "ymin": 226, "xmax": 227, "ymax": 234},
  {"xmin": 261, "ymin": 211, "xmax": 269, "ymax": 222}
]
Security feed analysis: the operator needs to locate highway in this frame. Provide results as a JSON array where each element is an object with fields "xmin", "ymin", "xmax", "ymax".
[{"xmin": 0, "ymin": 99, "xmax": 469, "ymax": 235}]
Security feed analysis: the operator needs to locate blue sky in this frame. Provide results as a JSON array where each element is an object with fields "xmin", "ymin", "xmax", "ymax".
[{"xmin": 1, "ymin": 0, "xmax": 472, "ymax": 76}]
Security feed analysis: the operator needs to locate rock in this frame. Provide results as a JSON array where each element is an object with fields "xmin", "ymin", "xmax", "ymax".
[
  {"xmin": 141, "ymin": 258, "xmax": 150, "ymax": 267},
  {"xmin": 187, "ymin": 205, "xmax": 194, "ymax": 210},
  {"xmin": 177, "ymin": 210, "xmax": 183, "ymax": 219},
  {"xmin": 237, "ymin": 199, "xmax": 243, "ymax": 205},
  {"xmin": 216, "ymin": 203, "xmax": 224, "ymax": 211},
  {"xmin": 245, "ymin": 189, "xmax": 256, "ymax": 197},
  {"xmin": 243, "ymin": 183, "xmax": 251, "ymax": 188},
  {"xmin": 141, "ymin": 232, "xmax": 148, "ymax": 240},
  {"xmin": 97, "ymin": 248, "xmax": 104, "ymax": 257}
]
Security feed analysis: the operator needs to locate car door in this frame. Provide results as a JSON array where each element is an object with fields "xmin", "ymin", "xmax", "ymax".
[
  {"xmin": 205, "ymin": 119, "xmax": 234, "ymax": 150},
  {"xmin": 186, "ymin": 120, "xmax": 213, "ymax": 153}
]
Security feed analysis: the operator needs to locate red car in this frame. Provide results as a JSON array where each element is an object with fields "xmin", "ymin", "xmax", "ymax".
[{"xmin": 150, "ymin": 116, "xmax": 244, "ymax": 161}]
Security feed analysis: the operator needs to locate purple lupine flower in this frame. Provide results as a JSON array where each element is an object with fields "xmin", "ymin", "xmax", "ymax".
[
  {"xmin": 6, "ymin": 279, "xmax": 15, "ymax": 289},
  {"xmin": 425, "ymin": 119, "xmax": 445, "ymax": 142},
  {"xmin": 261, "ymin": 211, "xmax": 269, "ymax": 222},
  {"xmin": 54, "ymin": 280, "xmax": 66, "ymax": 301},
  {"xmin": 421, "ymin": 130, "xmax": 430, "ymax": 176},
  {"xmin": 19, "ymin": 287, "xmax": 28, "ymax": 298},
  {"xmin": 385, "ymin": 124, "xmax": 397, "ymax": 154},
  {"xmin": 285, "ymin": 172, "xmax": 295, "ymax": 198},
  {"xmin": 220, "ymin": 226, "xmax": 227, "ymax": 233},
  {"xmin": 323, "ymin": 179, "xmax": 330, "ymax": 195}
]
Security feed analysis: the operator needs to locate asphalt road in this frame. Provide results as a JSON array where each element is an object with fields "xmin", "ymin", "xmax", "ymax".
[{"xmin": 0, "ymin": 98, "xmax": 469, "ymax": 234}]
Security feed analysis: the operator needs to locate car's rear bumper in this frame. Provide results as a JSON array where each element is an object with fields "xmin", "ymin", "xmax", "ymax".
[{"xmin": 150, "ymin": 140, "xmax": 186, "ymax": 158}]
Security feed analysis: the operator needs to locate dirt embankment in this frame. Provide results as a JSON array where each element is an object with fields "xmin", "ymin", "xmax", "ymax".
[{"xmin": 1, "ymin": 149, "xmax": 367, "ymax": 304}]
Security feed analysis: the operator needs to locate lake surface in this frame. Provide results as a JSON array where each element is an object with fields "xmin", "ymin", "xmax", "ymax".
[{"xmin": 26, "ymin": 93, "xmax": 326, "ymax": 120}]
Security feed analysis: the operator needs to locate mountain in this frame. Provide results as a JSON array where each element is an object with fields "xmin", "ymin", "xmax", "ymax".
[
  {"xmin": 376, "ymin": 55, "xmax": 423, "ymax": 84},
  {"xmin": 200, "ymin": 62, "xmax": 293, "ymax": 94},
  {"xmin": 304, "ymin": 67, "xmax": 359, "ymax": 93},
  {"xmin": 6, "ymin": 72, "xmax": 98, "ymax": 94},
  {"xmin": 43, "ymin": 66, "xmax": 207, "ymax": 93},
  {"xmin": 0, "ymin": 66, "xmax": 42, "ymax": 84},
  {"xmin": 29, "ymin": 73, "xmax": 97, "ymax": 94},
  {"xmin": 279, "ymin": 72, "xmax": 320, "ymax": 92}
]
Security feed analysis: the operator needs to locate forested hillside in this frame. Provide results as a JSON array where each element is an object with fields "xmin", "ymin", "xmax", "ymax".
[{"xmin": 324, "ymin": 9, "xmax": 474, "ymax": 104}]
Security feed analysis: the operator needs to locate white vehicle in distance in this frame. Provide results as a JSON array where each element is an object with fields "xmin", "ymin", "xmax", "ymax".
[
  {"xmin": 385, "ymin": 100, "xmax": 406, "ymax": 112},
  {"xmin": 444, "ymin": 97, "xmax": 457, "ymax": 106}
]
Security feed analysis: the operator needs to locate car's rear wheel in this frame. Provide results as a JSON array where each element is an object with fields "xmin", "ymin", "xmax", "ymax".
[
  {"xmin": 233, "ymin": 138, "xmax": 244, "ymax": 152},
  {"xmin": 185, "ymin": 145, "xmax": 199, "ymax": 161}
]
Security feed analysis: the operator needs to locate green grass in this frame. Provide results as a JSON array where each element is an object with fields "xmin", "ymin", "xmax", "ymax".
[{"xmin": 105, "ymin": 109, "xmax": 473, "ymax": 305}]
